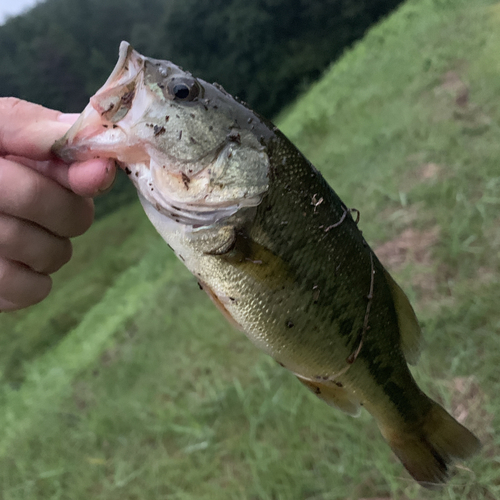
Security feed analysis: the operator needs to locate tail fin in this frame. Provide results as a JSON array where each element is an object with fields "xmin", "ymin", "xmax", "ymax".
[{"xmin": 380, "ymin": 400, "xmax": 481, "ymax": 487}]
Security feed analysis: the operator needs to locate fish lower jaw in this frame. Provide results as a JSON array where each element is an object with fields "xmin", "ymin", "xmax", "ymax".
[
  {"xmin": 127, "ymin": 160, "xmax": 263, "ymax": 228},
  {"xmin": 126, "ymin": 165, "xmax": 238, "ymax": 227},
  {"xmin": 148, "ymin": 197, "xmax": 242, "ymax": 228}
]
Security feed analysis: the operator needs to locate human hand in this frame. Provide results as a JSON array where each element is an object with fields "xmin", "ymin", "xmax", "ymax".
[{"xmin": 0, "ymin": 98, "xmax": 116, "ymax": 311}]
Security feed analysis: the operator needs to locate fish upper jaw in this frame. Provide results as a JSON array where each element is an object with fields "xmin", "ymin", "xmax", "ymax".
[
  {"xmin": 52, "ymin": 41, "xmax": 146, "ymax": 163},
  {"xmin": 53, "ymin": 104, "xmax": 128, "ymax": 163}
]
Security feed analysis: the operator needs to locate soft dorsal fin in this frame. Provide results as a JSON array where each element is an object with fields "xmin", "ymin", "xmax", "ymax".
[{"xmin": 383, "ymin": 269, "xmax": 423, "ymax": 365}]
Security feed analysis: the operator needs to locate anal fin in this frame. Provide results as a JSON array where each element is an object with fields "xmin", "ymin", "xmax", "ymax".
[{"xmin": 296, "ymin": 375, "xmax": 361, "ymax": 417}]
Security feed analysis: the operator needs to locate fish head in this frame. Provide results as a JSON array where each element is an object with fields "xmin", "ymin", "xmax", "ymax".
[{"xmin": 53, "ymin": 41, "xmax": 271, "ymax": 226}]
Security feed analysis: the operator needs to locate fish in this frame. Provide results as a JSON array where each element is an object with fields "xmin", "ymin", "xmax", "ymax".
[{"xmin": 53, "ymin": 41, "xmax": 481, "ymax": 486}]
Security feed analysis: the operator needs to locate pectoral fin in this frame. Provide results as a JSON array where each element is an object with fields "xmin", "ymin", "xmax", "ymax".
[
  {"xmin": 190, "ymin": 225, "xmax": 236, "ymax": 255},
  {"xmin": 296, "ymin": 374, "xmax": 361, "ymax": 417},
  {"xmin": 220, "ymin": 229, "xmax": 294, "ymax": 289}
]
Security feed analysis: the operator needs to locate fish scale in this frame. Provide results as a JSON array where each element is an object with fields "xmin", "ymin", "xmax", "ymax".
[
  {"xmin": 225, "ymin": 132, "xmax": 422, "ymax": 416},
  {"xmin": 53, "ymin": 41, "xmax": 481, "ymax": 487}
]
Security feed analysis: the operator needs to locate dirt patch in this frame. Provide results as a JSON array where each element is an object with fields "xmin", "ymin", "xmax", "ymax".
[
  {"xmin": 376, "ymin": 204, "xmax": 422, "ymax": 231},
  {"xmin": 437, "ymin": 70, "xmax": 470, "ymax": 107},
  {"xmin": 375, "ymin": 227, "xmax": 441, "ymax": 297},
  {"xmin": 484, "ymin": 218, "xmax": 500, "ymax": 250},
  {"xmin": 428, "ymin": 69, "xmax": 470, "ymax": 124},
  {"xmin": 73, "ymin": 380, "xmax": 95, "ymax": 411},
  {"xmin": 375, "ymin": 227, "xmax": 440, "ymax": 270},
  {"xmin": 418, "ymin": 162, "xmax": 441, "ymax": 181},
  {"xmin": 429, "ymin": 68, "xmax": 491, "ymax": 133},
  {"xmin": 441, "ymin": 376, "xmax": 493, "ymax": 442},
  {"xmin": 474, "ymin": 267, "xmax": 498, "ymax": 286},
  {"xmin": 398, "ymin": 160, "xmax": 447, "ymax": 193},
  {"xmin": 100, "ymin": 345, "xmax": 121, "ymax": 367}
]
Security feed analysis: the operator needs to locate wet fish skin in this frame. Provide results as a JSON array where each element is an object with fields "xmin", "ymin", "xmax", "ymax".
[{"xmin": 53, "ymin": 42, "xmax": 481, "ymax": 486}]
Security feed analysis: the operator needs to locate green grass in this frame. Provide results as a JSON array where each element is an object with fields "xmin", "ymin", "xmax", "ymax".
[{"xmin": 1, "ymin": 0, "xmax": 500, "ymax": 498}]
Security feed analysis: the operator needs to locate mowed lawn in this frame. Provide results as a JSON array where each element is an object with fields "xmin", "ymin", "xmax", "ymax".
[{"xmin": 1, "ymin": 0, "xmax": 499, "ymax": 498}]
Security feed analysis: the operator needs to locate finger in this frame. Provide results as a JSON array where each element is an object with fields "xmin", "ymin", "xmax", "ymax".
[
  {"xmin": 0, "ymin": 257, "xmax": 52, "ymax": 311},
  {"xmin": 0, "ymin": 98, "xmax": 74, "ymax": 161},
  {"xmin": 0, "ymin": 213, "xmax": 72, "ymax": 274},
  {"xmin": 0, "ymin": 158, "xmax": 94, "ymax": 237},
  {"xmin": 68, "ymin": 158, "xmax": 116, "ymax": 197},
  {"xmin": 0, "ymin": 296, "xmax": 17, "ymax": 311},
  {"xmin": 5, "ymin": 155, "xmax": 116, "ymax": 197}
]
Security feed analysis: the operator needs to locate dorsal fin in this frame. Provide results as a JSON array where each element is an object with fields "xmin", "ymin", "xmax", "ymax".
[{"xmin": 383, "ymin": 269, "xmax": 423, "ymax": 365}]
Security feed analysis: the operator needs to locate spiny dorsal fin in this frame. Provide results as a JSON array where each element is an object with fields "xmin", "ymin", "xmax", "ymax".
[{"xmin": 383, "ymin": 269, "xmax": 423, "ymax": 365}]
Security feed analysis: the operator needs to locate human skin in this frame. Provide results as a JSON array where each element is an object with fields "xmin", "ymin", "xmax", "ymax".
[{"xmin": 0, "ymin": 98, "xmax": 116, "ymax": 311}]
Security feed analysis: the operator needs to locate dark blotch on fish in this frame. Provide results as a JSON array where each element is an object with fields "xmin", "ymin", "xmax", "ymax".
[
  {"xmin": 154, "ymin": 125, "xmax": 166, "ymax": 136},
  {"xmin": 182, "ymin": 172, "xmax": 191, "ymax": 190},
  {"xmin": 228, "ymin": 131, "xmax": 241, "ymax": 144},
  {"xmin": 121, "ymin": 89, "xmax": 135, "ymax": 105}
]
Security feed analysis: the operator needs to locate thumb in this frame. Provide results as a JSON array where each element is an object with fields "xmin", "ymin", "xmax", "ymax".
[{"xmin": 0, "ymin": 98, "xmax": 71, "ymax": 160}]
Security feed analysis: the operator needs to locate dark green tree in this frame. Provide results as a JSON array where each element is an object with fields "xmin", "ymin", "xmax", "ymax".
[{"xmin": 0, "ymin": 0, "xmax": 404, "ymax": 216}]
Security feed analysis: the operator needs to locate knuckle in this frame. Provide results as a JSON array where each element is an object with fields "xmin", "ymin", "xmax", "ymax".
[
  {"xmin": 0, "ymin": 214, "xmax": 21, "ymax": 247},
  {"xmin": 70, "ymin": 198, "xmax": 94, "ymax": 237},
  {"xmin": 53, "ymin": 195, "xmax": 94, "ymax": 238},
  {"xmin": 60, "ymin": 238, "xmax": 73, "ymax": 266},
  {"xmin": 82, "ymin": 200, "xmax": 95, "ymax": 232},
  {"xmin": 0, "ymin": 257, "xmax": 52, "ymax": 308},
  {"xmin": 0, "ymin": 99, "xmax": 23, "ymax": 157},
  {"xmin": 31, "ymin": 275, "xmax": 52, "ymax": 305},
  {"xmin": 0, "ymin": 257, "xmax": 13, "ymax": 285},
  {"xmin": 20, "ymin": 172, "xmax": 43, "ymax": 208},
  {"xmin": 0, "ymin": 97, "xmax": 23, "ymax": 113},
  {"xmin": 42, "ymin": 238, "xmax": 72, "ymax": 274},
  {"xmin": 0, "ymin": 158, "xmax": 15, "ymax": 198},
  {"xmin": 2, "ymin": 166, "xmax": 45, "ymax": 219}
]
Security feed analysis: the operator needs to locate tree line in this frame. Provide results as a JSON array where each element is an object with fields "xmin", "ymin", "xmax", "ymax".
[{"xmin": 0, "ymin": 0, "xmax": 403, "ymax": 216}]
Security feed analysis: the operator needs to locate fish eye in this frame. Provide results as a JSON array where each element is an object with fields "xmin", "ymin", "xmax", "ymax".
[
  {"xmin": 173, "ymin": 83, "xmax": 190, "ymax": 99},
  {"xmin": 169, "ymin": 78, "xmax": 200, "ymax": 101}
]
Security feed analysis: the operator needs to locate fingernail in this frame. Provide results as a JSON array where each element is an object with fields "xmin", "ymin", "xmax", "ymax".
[
  {"xmin": 58, "ymin": 113, "xmax": 81, "ymax": 125},
  {"xmin": 96, "ymin": 160, "xmax": 117, "ymax": 195}
]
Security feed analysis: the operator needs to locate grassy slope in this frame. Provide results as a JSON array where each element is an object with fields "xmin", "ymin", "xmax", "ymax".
[{"xmin": 1, "ymin": 0, "xmax": 500, "ymax": 498}]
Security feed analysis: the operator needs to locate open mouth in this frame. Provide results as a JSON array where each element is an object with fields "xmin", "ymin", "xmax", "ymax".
[{"xmin": 52, "ymin": 42, "xmax": 146, "ymax": 163}]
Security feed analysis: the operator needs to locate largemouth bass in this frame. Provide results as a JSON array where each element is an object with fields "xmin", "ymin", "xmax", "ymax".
[{"xmin": 53, "ymin": 42, "xmax": 480, "ymax": 486}]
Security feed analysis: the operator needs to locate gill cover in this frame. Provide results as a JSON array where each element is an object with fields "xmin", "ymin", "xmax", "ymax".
[{"xmin": 53, "ymin": 41, "xmax": 271, "ymax": 227}]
